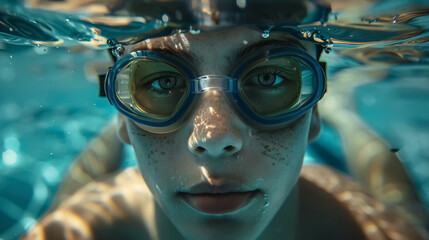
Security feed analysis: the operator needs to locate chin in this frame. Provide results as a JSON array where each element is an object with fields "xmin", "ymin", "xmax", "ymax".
[
  {"xmin": 177, "ymin": 221, "xmax": 266, "ymax": 240},
  {"xmin": 169, "ymin": 205, "xmax": 271, "ymax": 240}
]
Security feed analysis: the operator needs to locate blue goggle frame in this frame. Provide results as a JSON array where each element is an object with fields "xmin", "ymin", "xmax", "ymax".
[{"xmin": 102, "ymin": 48, "xmax": 326, "ymax": 132}]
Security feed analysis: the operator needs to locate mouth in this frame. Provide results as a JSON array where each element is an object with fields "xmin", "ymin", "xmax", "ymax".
[{"xmin": 179, "ymin": 182, "xmax": 259, "ymax": 214}]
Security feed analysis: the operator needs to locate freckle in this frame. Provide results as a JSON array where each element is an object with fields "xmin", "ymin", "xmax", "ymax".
[
  {"xmin": 161, "ymin": 152, "xmax": 166, "ymax": 155},
  {"xmin": 272, "ymin": 162, "xmax": 275, "ymax": 166}
]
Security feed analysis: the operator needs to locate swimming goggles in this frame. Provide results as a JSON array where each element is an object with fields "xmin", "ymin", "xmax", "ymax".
[{"xmin": 100, "ymin": 48, "xmax": 326, "ymax": 133}]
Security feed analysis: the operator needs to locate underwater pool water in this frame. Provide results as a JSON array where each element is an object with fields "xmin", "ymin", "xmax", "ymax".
[{"xmin": 1, "ymin": 0, "xmax": 429, "ymax": 239}]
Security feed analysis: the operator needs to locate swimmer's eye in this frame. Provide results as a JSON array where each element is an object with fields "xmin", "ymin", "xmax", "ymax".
[
  {"xmin": 244, "ymin": 66, "xmax": 294, "ymax": 88},
  {"xmin": 238, "ymin": 57, "xmax": 303, "ymax": 116},
  {"xmin": 139, "ymin": 73, "xmax": 186, "ymax": 96},
  {"xmin": 128, "ymin": 59, "xmax": 189, "ymax": 118}
]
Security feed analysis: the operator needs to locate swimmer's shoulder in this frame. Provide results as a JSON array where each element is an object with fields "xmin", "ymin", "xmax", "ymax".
[
  {"xmin": 298, "ymin": 164, "xmax": 424, "ymax": 240},
  {"xmin": 20, "ymin": 167, "xmax": 157, "ymax": 240}
]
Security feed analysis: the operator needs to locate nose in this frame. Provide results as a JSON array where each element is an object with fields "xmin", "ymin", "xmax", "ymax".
[{"xmin": 188, "ymin": 90, "xmax": 243, "ymax": 158}]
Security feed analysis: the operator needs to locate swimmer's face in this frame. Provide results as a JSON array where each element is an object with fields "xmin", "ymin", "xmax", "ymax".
[{"xmin": 118, "ymin": 27, "xmax": 321, "ymax": 240}]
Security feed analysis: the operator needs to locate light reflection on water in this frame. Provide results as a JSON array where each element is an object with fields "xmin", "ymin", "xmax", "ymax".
[{"xmin": 1, "ymin": 0, "xmax": 429, "ymax": 239}]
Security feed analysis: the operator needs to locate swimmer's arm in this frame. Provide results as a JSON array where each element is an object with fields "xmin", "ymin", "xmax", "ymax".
[
  {"xmin": 319, "ymin": 93, "xmax": 429, "ymax": 237},
  {"xmin": 21, "ymin": 168, "xmax": 156, "ymax": 240},
  {"xmin": 50, "ymin": 120, "xmax": 123, "ymax": 210}
]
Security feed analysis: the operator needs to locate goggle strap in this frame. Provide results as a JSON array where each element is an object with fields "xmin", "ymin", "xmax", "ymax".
[
  {"xmin": 98, "ymin": 68, "xmax": 114, "ymax": 106},
  {"xmin": 98, "ymin": 73, "xmax": 107, "ymax": 97},
  {"xmin": 318, "ymin": 61, "xmax": 328, "ymax": 95}
]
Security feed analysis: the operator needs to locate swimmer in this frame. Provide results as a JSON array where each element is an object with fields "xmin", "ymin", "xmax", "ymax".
[{"xmin": 21, "ymin": 0, "xmax": 425, "ymax": 239}]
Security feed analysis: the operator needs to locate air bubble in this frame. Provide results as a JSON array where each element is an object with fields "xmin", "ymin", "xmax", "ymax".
[
  {"xmin": 261, "ymin": 29, "xmax": 270, "ymax": 38},
  {"xmin": 189, "ymin": 28, "xmax": 201, "ymax": 34},
  {"xmin": 162, "ymin": 14, "xmax": 169, "ymax": 23},
  {"xmin": 324, "ymin": 46, "xmax": 332, "ymax": 54},
  {"xmin": 107, "ymin": 38, "xmax": 118, "ymax": 47},
  {"xmin": 34, "ymin": 46, "xmax": 49, "ymax": 55},
  {"xmin": 236, "ymin": 0, "xmax": 246, "ymax": 9},
  {"xmin": 112, "ymin": 46, "xmax": 125, "ymax": 57},
  {"xmin": 364, "ymin": 17, "xmax": 379, "ymax": 24}
]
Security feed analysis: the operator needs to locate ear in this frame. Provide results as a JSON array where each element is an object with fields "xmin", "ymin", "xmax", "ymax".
[
  {"xmin": 117, "ymin": 113, "xmax": 131, "ymax": 145},
  {"xmin": 308, "ymin": 105, "xmax": 321, "ymax": 142}
]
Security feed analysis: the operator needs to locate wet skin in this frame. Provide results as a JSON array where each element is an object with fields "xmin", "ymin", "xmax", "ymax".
[{"xmin": 117, "ymin": 26, "xmax": 320, "ymax": 240}]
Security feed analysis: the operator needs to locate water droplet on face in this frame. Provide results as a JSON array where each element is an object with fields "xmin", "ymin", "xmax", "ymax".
[
  {"xmin": 261, "ymin": 30, "xmax": 270, "ymax": 38},
  {"xmin": 262, "ymin": 193, "xmax": 269, "ymax": 215}
]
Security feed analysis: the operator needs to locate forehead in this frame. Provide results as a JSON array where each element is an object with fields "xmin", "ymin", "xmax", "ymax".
[{"xmin": 125, "ymin": 26, "xmax": 317, "ymax": 72}]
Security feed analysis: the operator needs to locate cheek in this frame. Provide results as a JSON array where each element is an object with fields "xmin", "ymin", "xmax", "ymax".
[
  {"xmin": 126, "ymin": 122, "xmax": 182, "ymax": 185},
  {"xmin": 254, "ymin": 115, "xmax": 309, "ymax": 165},
  {"xmin": 246, "ymin": 115, "xmax": 311, "ymax": 211},
  {"xmin": 244, "ymin": 113, "xmax": 311, "ymax": 187}
]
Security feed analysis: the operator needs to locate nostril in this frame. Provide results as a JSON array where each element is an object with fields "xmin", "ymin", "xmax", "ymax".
[
  {"xmin": 195, "ymin": 146, "xmax": 206, "ymax": 153},
  {"xmin": 224, "ymin": 145, "xmax": 236, "ymax": 152}
]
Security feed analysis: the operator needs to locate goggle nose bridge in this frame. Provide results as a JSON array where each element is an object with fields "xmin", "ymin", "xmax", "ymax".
[{"xmin": 191, "ymin": 75, "xmax": 237, "ymax": 94}]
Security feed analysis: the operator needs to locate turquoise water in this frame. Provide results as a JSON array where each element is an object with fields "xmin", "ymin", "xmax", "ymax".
[{"xmin": 1, "ymin": 1, "xmax": 429, "ymax": 239}]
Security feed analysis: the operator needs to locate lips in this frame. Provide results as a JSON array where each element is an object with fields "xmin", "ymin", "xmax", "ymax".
[{"xmin": 179, "ymin": 182, "xmax": 258, "ymax": 214}]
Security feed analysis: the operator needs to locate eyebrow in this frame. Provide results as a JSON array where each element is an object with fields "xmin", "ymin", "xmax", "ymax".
[
  {"xmin": 131, "ymin": 44, "xmax": 200, "ymax": 67},
  {"xmin": 226, "ymin": 37, "xmax": 306, "ymax": 73},
  {"xmin": 130, "ymin": 36, "xmax": 306, "ymax": 74}
]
